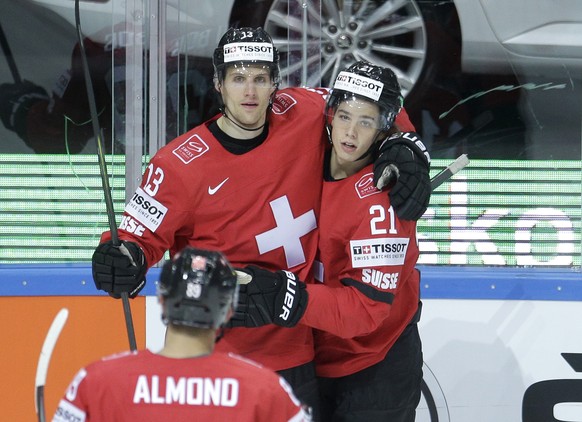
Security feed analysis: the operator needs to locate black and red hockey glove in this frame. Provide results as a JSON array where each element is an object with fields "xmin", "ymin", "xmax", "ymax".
[
  {"xmin": 373, "ymin": 131, "xmax": 431, "ymax": 221},
  {"xmin": 92, "ymin": 240, "xmax": 147, "ymax": 299},
  {"xmin": 228, "ymin": 266, "xmax": 308, "ymax": 328}
]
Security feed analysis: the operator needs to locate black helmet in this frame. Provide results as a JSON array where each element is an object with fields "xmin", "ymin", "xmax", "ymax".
[
  {"xmin": 158, "ymin": 247, "xmax": 238, "ymax": 329},
  {"xmin": 213, "ymin": 27, "xmax": 280, "ymax": 86},
  {"xmin": 325, "ymin": 60, "xmax": 403, "ymax": 133}
]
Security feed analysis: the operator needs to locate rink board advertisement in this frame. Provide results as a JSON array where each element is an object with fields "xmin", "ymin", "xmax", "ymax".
[
  {"xmin": 0, "ymin": 294, "xmax": 146, "ymax": 421},
  {"xmin": 418, "ymin": 299, "xmax": 582, "ymax": 422},
  {"xmin": 0, "ymin": 266, "xmax": 581, "ymax": 421},
  {"xmin": 1, "ymin": 157, "xmax": 580, "ymax": 266}
]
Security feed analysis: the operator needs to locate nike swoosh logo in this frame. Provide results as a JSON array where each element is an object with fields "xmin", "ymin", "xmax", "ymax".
[{"xmin": 208, "ymin": 177, "xmax": 229, "ymax": 195}]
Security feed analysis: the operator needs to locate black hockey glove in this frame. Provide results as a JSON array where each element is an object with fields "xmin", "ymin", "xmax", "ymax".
[
  {"xmin": 373, "ymin": 131, "xmax": 431, "ymax": 221},
  {"xmin": 0, "ymin": 81, "xmax": 49, "ymax": 139},
  {"xmin": 92, "ymin": 241, "xmax": 147, "ymax": 299},
  {"xmin": 228, "ymin": 266, "xmax": 308, "ymax": 328}
]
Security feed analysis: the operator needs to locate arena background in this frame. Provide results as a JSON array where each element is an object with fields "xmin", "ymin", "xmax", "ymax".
[{"xmin": 0, "ymin": 0, "xmax": 580, "ymax": 420}]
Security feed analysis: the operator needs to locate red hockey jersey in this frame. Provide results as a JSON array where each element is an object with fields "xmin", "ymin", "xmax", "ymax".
[
  {"xmin": 52, "ymin": 350, "xmax": 309, "ymax": 421},
  {"xmin": 311, "ymin": 166, "xmax": 420, "ymax": 378},
  {"xmin": 102, "ymin": 87, "xmax": 328, "ymax": 371}
]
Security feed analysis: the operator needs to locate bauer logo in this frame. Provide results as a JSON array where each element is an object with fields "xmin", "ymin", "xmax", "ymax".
[
  {"xmin": 125, "ymin": 187, "xmax": 168, "ymax": 232},
  {"xmin": 172, "ymin": 134, "xmax": 209, "ymax": 164},
  {"xmin": 350, "ymin": 237, "xmax": 409, "ymax": 268},
  {"xmin": 334, "ymin": 71, "xmax": 384, "ymax": 101},
  {"xmin": 223, "ymin": 42, "xmax": 274, "ymax": 63},
  {"xmin": 355, "ymin": 173, "xmax": 381, "ymax": 199}
]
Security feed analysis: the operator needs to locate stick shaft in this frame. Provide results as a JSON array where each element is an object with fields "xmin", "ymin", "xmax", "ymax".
[
  {"xmin": 430, "ymin": 154, "xmax": 469, "ymax": 191},
  {"xmin": 75, "ymin": 0, "xmax": 135, "ymax": 351},
  {"xmin": 35, "ymin": 387, "xmax": 45, "ymax": 422},
  {"xmin": 74, "ymin": 2, "xmax": 118, "ymax": 245},
  {"xmin": 0, "ymin": 20, "xmax": 22, "ymax": 83},
  {"xmin": 121, "ymin": 291, "xmax": 137, "ymax": 350}
]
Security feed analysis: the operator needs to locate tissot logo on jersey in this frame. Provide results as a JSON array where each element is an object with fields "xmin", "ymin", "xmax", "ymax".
[
  {"xmin": 133, "ymin": 375, "xmax": 239, "ymax": 407},
  {"xmin": 350, "ymin": 237, "xmax": 409, "ymax": 268},
  {"xmin": 223, "ymin": 42, "xmax": 274, "ymax": 62},
  {"xmin": 172, "ymin": 134, "xmax": 209, "ymax": 164},
  {"xmin": 334, "ymin": 71, "xmax": 384, "ymax": 101},
  {"xmin": 362, "ymin": 268, "xmax": 399, "ymax": 290},
  {"xmin": 125, "ymin": 187, "xmax": 168, "ymax": 232},
  {"xmin": 355, "ymin": 173, "xmax": 381, "ymax": 199}
]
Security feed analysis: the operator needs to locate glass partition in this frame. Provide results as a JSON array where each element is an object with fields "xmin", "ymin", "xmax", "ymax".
[{"xmin": 0, "ymin": 0, "xmax": 580, "ymax": 267}]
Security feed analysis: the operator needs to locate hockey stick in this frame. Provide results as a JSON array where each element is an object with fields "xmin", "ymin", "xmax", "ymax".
[
  {"xmin": 74, "ymin": 0, "xmax": 136, "ymax": 352},
  {"xmin": 0, "ymin": 19, "xmax": 22, "ymax": 84},
  {"xmin": 35, "ymin": 308, "xmax": 69, "ymax": 422},
  {"xmin": 431, "ymin": 154, "xmax": 469, "ymax": 191}
]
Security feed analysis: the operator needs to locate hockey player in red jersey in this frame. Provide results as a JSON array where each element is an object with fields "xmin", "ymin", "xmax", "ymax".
[
  {"xmin": 91, "ymin": 27, "xmax": 430, "ymax": 418},
  {"xmin": 314, "ymin": 61, "xmax": 424, "ymax": 422},
  {"xmin": 53, "ymin": 247, "xmax": 310, "ymax": 422},
  {"xmin": 92, "ymin": 27, "xmax": 327, "ymax": 413},
  {"xmin": 229, "ymin": 61, "xmax": 427, "ymax": 421}
]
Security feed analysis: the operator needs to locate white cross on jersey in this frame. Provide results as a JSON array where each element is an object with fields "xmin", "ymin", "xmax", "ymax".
[{"xmin": 255, "ymin": 196, "xmax": 317, "ymax": 268}]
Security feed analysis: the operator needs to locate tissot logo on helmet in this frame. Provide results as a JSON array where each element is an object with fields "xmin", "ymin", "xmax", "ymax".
[
  {"xmin": 213, "ymin": 28, "xmax": 281, "ymax": 86},
  {"xmin": 223, "ymin": 42, "xmax": 274, "ymax": 63},
  {"xmin": 334, "ymin": 71, "xmax": 384, "ymax": 101}
]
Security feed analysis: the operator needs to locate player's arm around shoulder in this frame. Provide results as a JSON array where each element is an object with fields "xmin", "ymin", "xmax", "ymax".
[
  {"xmin": 280, "ymin": 85, "xmax": 330, "ymax": 109},
  {"xmin": 394, "ymin": 106, "xmax": 415, "ymax": 132}
]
